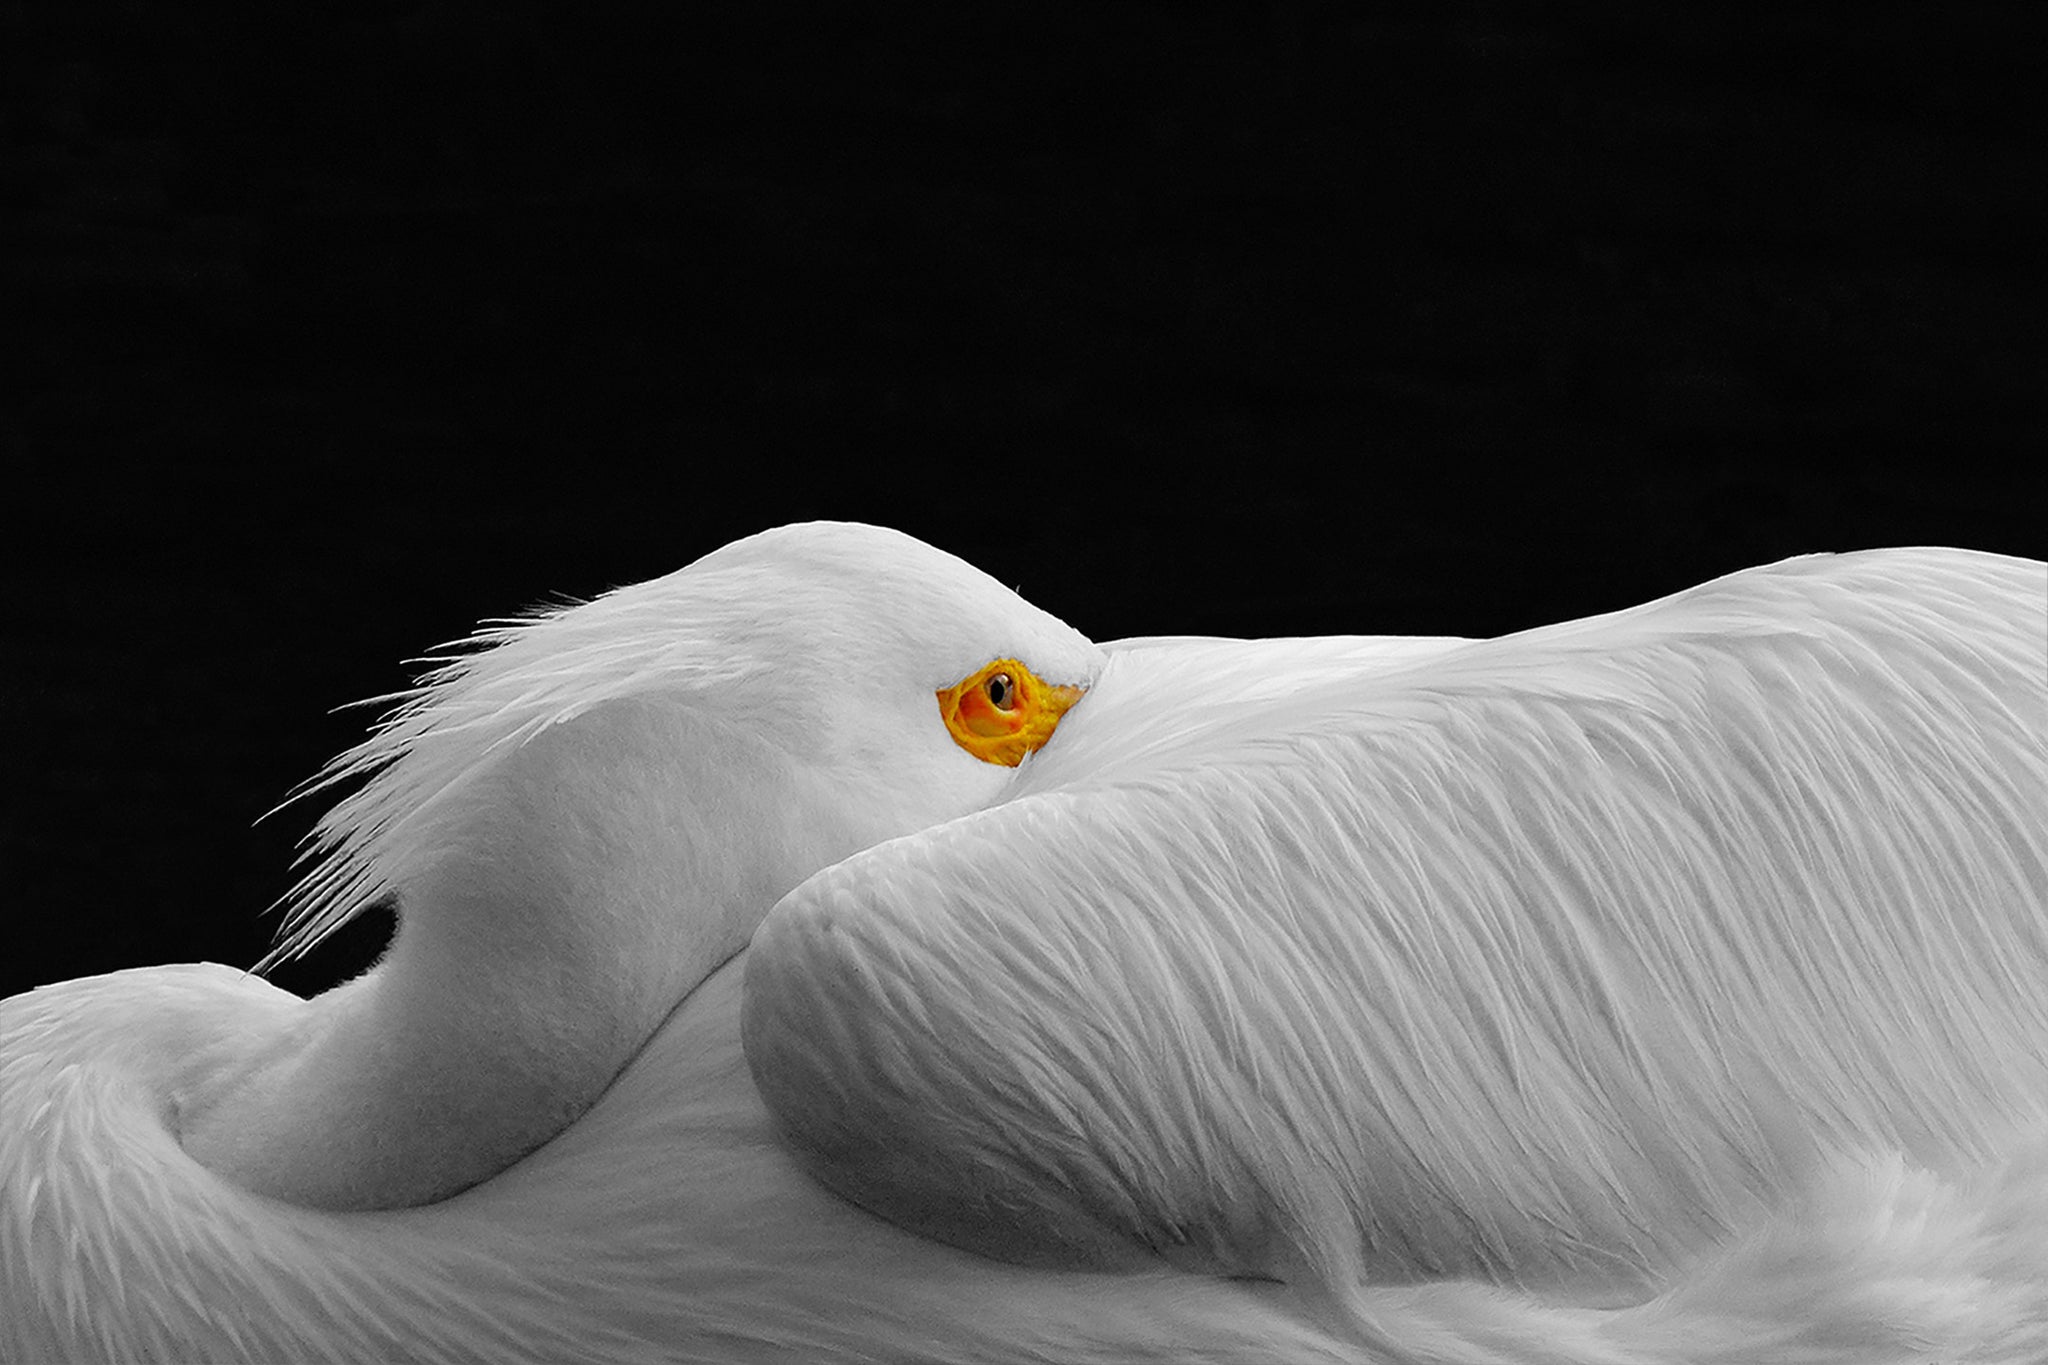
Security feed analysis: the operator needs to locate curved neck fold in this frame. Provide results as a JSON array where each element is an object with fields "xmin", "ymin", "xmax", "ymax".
[{"xmin": 177, "ymin": 699, "xmax": 825, "ymax": 1210}]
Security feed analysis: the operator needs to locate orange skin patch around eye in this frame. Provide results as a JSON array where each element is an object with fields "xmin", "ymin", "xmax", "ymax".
[{"xmin": 937, "ymin": 659, "xmax": 1086, "ymax": 767}]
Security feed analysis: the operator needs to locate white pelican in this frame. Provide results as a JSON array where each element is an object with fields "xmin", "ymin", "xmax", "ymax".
[{"xmin": 3, "ymin": 522, "xmax": 2044, "ymax": 1364}]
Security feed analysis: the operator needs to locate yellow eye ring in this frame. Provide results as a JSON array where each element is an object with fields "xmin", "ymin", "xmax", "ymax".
[{"xmin": 937, "ymin": 659, "xmax": 1085, "ymax": 766}]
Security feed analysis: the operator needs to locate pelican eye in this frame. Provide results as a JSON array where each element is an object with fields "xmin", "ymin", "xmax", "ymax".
[{"xmin": 938, "ymin": 659, "xmax": 1086, "ymax": 767}]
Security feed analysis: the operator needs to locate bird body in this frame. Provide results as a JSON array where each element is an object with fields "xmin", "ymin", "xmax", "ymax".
[
  {"xmin": 4, "ymin": 525, "xmax": 2044, "ymax": 1363},
  {"xmin": 751, "ymin": 549, "xmax": 2048, "ymax": 1314}
]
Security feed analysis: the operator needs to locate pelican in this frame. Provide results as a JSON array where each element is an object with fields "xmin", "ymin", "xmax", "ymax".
[{"xmin": 3, "ymin": 522, "xmax": 2044, "ymax": 1364}]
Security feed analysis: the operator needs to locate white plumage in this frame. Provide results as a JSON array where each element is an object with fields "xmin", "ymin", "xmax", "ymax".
[{"xmin": 4, "ymin": 523, "xmax": 2044, "ymax": 1364}]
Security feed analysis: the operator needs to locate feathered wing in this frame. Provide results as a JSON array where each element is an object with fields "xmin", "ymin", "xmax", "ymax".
[{"xmin": 744, "ymin": 548, "xmax": 2048, "ymax": 1356}]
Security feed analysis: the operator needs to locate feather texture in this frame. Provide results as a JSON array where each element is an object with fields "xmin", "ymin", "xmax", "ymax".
[
  {"xmin": 746, "ymin": 547, "xmax": 2048, "ymax": 1351},
  {"xmin": 6, "ymin": 531, "xmax": 2044, "ymax": 1363}
]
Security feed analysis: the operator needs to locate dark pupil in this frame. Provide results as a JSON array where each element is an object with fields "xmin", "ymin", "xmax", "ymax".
[{"xmin": 987, "ymin": 674, "xmax": 1013, "ymax": 707}]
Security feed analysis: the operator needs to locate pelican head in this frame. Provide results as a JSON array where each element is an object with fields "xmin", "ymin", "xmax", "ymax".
[{"xmin": 176, "ymin": 521, "xmax": 1101, "ymax": 1211}]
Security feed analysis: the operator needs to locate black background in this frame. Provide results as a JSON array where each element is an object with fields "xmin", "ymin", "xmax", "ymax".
[{"xmin": 7, "ymin": 4, "xmax": 2043, "ymax": 1002}]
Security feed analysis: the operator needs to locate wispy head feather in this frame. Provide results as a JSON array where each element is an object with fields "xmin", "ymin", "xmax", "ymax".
[{"xmin": 255, "ymin": 577, "xmax": 775, "ymax": 973}]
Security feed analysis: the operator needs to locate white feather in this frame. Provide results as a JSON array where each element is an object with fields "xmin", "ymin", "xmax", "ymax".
[
  {"xmin": 746, "ymin": 547, "xmax": 2048, "ymax": 1357},
  {"xmin": 5, "ymin": 530, "xmax": 2043, "ymax": 1363}
]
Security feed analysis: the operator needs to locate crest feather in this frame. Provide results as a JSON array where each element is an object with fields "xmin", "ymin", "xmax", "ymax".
[{"xmin": 256, "ymin": 579, "xmax": 761, "ymax": 974}]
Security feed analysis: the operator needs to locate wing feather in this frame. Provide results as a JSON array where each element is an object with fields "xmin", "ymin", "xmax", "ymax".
[{"xmin": 743, "ymin": 548, "xmax": 2048, "ymax": 1313}]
